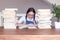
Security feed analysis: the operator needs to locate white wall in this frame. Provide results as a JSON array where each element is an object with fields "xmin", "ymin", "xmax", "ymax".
[
  {"xmin": 0, "ymin": 0, "xmax": 52, "ymax": 13},
  {"xmin": 47, "ymin": 0, "xmax": 60, "ymax": 5}
]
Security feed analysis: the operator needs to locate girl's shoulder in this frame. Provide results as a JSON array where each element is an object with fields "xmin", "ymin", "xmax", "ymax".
[
  {"xmin": 18, "ymin": 16, "xmax": 26, "ymax": 22},
  {"xmin": 20, "ymin": 16, "xmax": 26, "ymax": 19}
]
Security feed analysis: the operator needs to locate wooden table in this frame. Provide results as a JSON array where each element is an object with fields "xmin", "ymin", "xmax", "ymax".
[
  {"xmin": 0, "ymin": 27, "xmax": 59, "ymax": 35},
  {"xmin": 0, "ymin": 27, "xmax": 60, "ymax": 40}
]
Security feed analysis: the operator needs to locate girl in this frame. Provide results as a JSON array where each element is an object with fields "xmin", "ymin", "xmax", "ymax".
[{"xmin": 17, "ymin": 7, "xmax": 38, "ymax": 29}]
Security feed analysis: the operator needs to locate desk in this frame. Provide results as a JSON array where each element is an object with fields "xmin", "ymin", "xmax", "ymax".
[
  {"xmin": 0, "ymin": 27, "xmax": 60, "ymax": 40},
  {"xmin": 0, "ymin": 27, "xmax": 59, "ymax": 35}
]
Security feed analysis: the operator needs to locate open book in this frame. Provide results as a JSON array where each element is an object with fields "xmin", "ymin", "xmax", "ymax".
[{"xmin": 19, "ymin": 26, "xmax": 37, "ymax": 29}]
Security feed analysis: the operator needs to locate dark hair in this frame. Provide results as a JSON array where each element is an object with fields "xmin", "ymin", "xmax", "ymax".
[{"xmin": 26, "ymin": 7, "xmax": 36, "ymax": 20}]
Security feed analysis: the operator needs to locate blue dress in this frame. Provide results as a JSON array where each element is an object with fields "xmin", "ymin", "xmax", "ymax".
[{"xmin": 26, "ymin": 18, "xmax": 36, "ymax": 24}]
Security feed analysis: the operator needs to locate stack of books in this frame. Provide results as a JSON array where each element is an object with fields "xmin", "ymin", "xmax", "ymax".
[
  {"xmin": 2, "ymin": 8, "xmax": 18, "ymax": 29},
  {"xmin": 37, "ymin": 9, "xmax": 52, "ymax": 29}
]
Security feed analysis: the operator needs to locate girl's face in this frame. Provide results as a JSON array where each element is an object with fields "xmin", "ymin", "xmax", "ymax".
[{"xmin": 27, "ymin": 11, "xmax": 34, "ymax": 19}]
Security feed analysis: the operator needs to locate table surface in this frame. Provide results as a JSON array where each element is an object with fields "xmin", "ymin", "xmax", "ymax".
[{"xmin": 0, "ymin": 27, "xmax": 60, "ymax": 35}]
